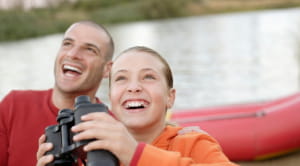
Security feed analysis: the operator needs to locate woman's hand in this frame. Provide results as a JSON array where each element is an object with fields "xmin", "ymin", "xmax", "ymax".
[
  {"xmin": 36, "ymin": 134, "xmax": 54, "ymax": 166},
  {"xmin": 72, "ymin": 112, "xmax": 138, "ymax": 166}
]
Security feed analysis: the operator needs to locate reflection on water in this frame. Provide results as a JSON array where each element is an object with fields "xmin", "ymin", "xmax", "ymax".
[{"xmin": 1, "ymin": 8, "xmax": 300, "ymax": 111}]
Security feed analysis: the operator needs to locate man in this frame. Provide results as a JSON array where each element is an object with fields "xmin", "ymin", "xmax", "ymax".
[{"xmin": 0, "ymin": 21, "xmax": 114, "ymax": 166}]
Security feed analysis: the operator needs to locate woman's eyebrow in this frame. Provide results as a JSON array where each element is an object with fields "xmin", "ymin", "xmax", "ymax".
[{"xmin": 112, "ymin": 69, "xmax": 127, "ymax": 75}]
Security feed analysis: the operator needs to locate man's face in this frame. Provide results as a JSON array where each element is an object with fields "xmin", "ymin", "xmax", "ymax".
[{"xmin": 54, "ymin": 23, "xmax": 111, "ymax": 95}]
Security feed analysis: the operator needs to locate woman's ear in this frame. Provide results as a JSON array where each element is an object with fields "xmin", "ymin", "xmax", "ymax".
[{"xmin": 167, "ymin": 88, "xmax": 176, "ymax": 109}]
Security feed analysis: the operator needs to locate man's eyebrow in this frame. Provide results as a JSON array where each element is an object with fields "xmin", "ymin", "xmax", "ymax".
[
  {"xmin": 141, "ymin": 68, "xmax": 155, "ymax": 72},
  {"xmin": 86, "ymin": 43, "xmax": 101, "ymax": 54},
  {"xmin": 63, "ymin": 37, "xmax": 73, "ymax": 42},
  {"xmin": 62, "ymin": 37, "xmax": 101, "ymax": 54}
]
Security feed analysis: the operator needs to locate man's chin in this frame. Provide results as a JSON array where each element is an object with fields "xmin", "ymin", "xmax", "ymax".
[{"xmin": 55, "ymin": 84, "xmax": 82, "ymax": 94}]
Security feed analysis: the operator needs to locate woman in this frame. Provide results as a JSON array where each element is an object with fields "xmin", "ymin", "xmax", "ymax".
[{"xmin": 37, "ymin": 46, "xmax": 238, "ymax": 166}]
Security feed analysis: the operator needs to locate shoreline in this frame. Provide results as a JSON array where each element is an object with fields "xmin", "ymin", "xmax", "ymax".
[{"xmin": 1, "ymin": 0, "xmax": 300, "ymax": 41}]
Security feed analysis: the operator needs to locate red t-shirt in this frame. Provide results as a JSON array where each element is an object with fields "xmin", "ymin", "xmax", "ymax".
[
  {"xmin": 0, "ymin": 89, "xmax": 59, "ymax": 166},
  {"xmin": 0, "ymin": 89, "xmax": 106, "ymax": 166}
]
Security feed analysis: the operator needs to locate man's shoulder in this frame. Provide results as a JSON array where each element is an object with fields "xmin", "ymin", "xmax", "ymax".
[
  {"xmin": 3, "ymin": 89, "xmax": 52, "ymax": 102},
  {"xmin": 9, "ymin": 89, "xmax": 51, "ymax": 96}
]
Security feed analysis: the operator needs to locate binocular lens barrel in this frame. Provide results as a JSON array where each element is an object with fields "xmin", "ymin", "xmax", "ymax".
[{"xmin": 44, "ymin": 95, "xmax": 118, "ymax": 166}]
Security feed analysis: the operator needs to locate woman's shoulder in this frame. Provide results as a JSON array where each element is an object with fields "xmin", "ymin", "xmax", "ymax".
[
  {"xmin": 168, "ymin": 125, "xmax": 218, "ymax": 144},
  {"xmin": 166, "ymin": 125, "xmax": 210, "ymax": 137}
]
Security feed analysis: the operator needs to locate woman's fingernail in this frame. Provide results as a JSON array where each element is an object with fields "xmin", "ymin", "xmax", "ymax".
[
  {"xmin": 73, "ymin": 135, "xmax": 78, "ymax": 141},
  {"xmin": 46, "ymin": 154, "xmax": 53, "ymax": 161},
  {"xmin": 71, "ymin": 126, "xmax": 77, "ymax": 131},
  {"xmin": 46, "ymin": 143, "xmax": 52, "ymax": 148},
  {"xmin": 81, "ymin": 115, "xmax": 87, "ymax": 120}
]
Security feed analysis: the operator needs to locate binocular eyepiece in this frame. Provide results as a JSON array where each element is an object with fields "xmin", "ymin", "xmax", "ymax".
[{"xmin": 45, "ymin": 95, "xmax": 119, "ymax": 166}]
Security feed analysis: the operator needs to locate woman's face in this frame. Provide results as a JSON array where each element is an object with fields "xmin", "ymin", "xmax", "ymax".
[{"xmin": 109, "ymin": 51, "xmax": 175, "ymax": 131}]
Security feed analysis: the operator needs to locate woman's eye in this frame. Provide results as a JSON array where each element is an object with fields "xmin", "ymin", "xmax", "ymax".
[
  {"xmin": 115, "ymin": 76, "xmax": 126, "ymax": 82},
  {"xmin": 144, "ymin": 74, "xmax": 155, "ymax": 80}
]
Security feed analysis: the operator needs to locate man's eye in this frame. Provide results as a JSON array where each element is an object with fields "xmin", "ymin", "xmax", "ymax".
[
  {"xmin": 63, "ymin": 42, "xmax": 72, "ymax": 46},
  {"xmin": 87, "ymin": 47, "xmax": 97, "ymax": 54}
]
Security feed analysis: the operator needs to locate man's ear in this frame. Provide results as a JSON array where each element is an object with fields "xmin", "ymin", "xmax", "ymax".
[{"xmin": 103, "ymin": 61, "xmax": 113, "ymax": 78}]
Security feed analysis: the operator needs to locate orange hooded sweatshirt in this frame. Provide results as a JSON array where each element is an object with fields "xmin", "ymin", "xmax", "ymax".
[{"xmin": 130, "ymin": 125, "xmax": 238, "ymax": 166}]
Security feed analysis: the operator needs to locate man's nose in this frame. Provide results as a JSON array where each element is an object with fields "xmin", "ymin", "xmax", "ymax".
[{"xmin": 66, "ymin": 47, "xmax": 81, "ymax": 59}]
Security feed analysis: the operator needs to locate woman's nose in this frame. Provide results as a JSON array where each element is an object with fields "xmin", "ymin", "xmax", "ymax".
[{"xmin": 127, "ymin": 81, "xmax": 142, "ymax": 93}]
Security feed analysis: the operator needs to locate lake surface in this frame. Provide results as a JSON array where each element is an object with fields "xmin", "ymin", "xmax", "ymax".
[{"xmin": 1, "ymin": 7, "xmax": 300, "ymax": 111}]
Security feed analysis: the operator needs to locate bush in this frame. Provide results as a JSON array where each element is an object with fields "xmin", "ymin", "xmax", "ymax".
[
  {"xmin": 70, "ymin": 0, "xmax": 135, "ymax": 10},
  {"xmin": 140, "ymin": 0, "xmax": 189, "ymax": 19},
  {"xmin": 0, "ymin": 9, "xmax": 74, "ymax": 41},
  {"xmin": 0, "ymin": 11, "xmax": 42, "ymax": 41},
  {"xmin": 89, "ymin": 2, "xmax": 145, "ymax": 23}
]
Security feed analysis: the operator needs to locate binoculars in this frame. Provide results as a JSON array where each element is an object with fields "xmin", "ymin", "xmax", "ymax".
[{"xmin": 44, "ymin": 95, "xmax": 119, "ymax": 166}]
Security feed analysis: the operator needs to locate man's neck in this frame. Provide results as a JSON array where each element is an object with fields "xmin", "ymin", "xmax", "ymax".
[{"xmin": 52, "ymin": 88, "xmax": 97, "ymax": 110}]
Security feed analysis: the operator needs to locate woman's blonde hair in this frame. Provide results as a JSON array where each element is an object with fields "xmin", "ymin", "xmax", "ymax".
[{"xmin": 114, "ymin": 46, "xmax": 173, "ymax": 89}]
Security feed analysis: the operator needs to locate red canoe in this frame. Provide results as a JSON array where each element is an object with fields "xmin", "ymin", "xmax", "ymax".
[{"xmin": 171, "ymin": 93, "xmax": 300, "ymax": 161}]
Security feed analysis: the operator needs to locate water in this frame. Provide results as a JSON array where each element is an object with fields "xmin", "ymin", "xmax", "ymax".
[{"xmin": 1, "ymin": 7, "xmax": 300, "ymax": 111}]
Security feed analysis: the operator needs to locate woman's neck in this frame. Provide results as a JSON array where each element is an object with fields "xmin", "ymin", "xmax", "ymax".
[{"xmin": 129, "ymin": 122, "xmax": 166, "ymax": 144}]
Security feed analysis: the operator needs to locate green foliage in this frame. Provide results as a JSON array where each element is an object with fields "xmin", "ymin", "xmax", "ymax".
[
  {"xmin": 140, "ymin": 0, "xmax": 189, "ymax": 19},
  {"xmin": 0, "ymin": 0, "xmax": 190, "ymax": 41},
  {"xmin": 89, "ymin": 2, "xmax": 145, "ymax": 23},
  {"xmin": 0, "ymin": 11, "xmax": 42, "ymax": 41},
  {"xmin": 0, "ymin": 0, "xmax": 145, "ymax": 41},
  {"xmin": 0, "ymin": 9, "xmax": 72, "ymax": 41},
  {"xmin": 88, "ymin": 0, "xmax": 190, "ymax": 23},
  {"xmin": 70, "ymin": 0, "xmax": 135, "ymax": 10},
  {"xmin": 1, "ymin": 0, "xmax": 299, "ymax": 41}
]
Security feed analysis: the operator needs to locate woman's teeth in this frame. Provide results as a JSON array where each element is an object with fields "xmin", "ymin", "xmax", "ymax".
[{"xmin": 126, "ymin": 101, "xmax": 145, "ymax": 109}]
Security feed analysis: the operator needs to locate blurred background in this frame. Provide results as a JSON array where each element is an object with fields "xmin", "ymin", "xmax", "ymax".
[{"xmin": 1, "ymin": 0, "xmax": 300, "ymax": 165}]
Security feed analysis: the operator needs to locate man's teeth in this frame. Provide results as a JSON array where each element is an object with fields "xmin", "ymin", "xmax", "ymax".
[{"xmin": 64, "ymin": 65, "xmax": 82, "ymax": 74}]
